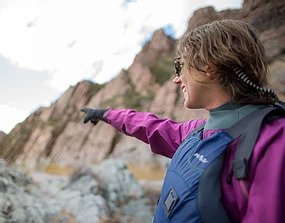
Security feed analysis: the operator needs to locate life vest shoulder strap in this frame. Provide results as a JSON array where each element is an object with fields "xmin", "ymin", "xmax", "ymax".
[{"xmin": 225, "ymin": 102, "xmax": 285, "ymax": 180}]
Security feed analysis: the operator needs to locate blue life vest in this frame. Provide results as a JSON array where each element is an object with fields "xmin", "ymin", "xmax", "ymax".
[
  {"xmin": 153, "ymin": 127, "xmax": 233, "ymax": 223},
  {"xmin": 153, "ymin": 104, "xmax": 285, "ymax": 223}
]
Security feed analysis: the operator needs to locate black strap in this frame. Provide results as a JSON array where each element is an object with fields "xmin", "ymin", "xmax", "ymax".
[
  {"xmin": 190, "ymin": 123, "xmax": 206, "ymax": 134},
  {"xmin": 275, "ymin": 101, "xmax": 285, "ymax": 110},
  {"xmin": 225, "ymin": 106, "xmax": 285, "ymax": 180}
]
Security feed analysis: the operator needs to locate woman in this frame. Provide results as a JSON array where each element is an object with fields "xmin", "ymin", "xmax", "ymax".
[{"xmin": 81, "ymin": 20, "xmax": 285, "ymax": 222}]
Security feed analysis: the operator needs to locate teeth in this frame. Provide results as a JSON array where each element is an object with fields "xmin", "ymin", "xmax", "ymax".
[{"xmin": 182, "ymin": 86, "xmax": 186, "ymax": 93}]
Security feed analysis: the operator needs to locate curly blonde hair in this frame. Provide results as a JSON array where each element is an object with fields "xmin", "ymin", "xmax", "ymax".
[{"xmin": 175, "ymin": 19, "xmax": 278, "ymax": 104}]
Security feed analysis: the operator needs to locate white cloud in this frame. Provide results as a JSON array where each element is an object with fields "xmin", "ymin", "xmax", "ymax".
[
  {"xmin": 0, "ymin": 104, "xmax": 30, "ymax": 134},
  {"xmin": 0, "ymin": 0, "xmax": 242, "ymax": 90}
]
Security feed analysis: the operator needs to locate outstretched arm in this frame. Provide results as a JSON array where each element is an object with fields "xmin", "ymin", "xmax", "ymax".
[{"xmin": 104, "ymin": 108, "xmax": 205, "ymax": 158}]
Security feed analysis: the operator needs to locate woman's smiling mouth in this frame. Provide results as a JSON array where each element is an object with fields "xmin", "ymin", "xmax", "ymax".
[{"xmin": 182, "ymin": 86, "xmax": 187, "ymax": 93}]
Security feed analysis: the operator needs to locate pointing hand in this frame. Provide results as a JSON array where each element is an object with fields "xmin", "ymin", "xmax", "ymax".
[{"xmin": 80, "ymin": 108, "xmax": 108, "ymax": 125}]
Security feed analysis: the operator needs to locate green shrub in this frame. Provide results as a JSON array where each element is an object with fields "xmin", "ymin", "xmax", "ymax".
[
  {"xmin": 150, "ymin": 56, "xmax": 174, "ymax": 85},
  {"xmin": 87, "ymin": 81, "xmax": 105, "ymax": 98}
]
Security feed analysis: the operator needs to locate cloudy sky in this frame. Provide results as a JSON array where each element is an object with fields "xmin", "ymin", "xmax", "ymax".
[{"xmin": 0, "ymin": 0, "xmax": 242, "ymax": 133}]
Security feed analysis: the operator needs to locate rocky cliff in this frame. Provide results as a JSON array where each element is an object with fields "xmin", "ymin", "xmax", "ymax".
[
  {"xmin": 187, "ymin": 0, "xmax": 285, "ymax": 100},
  {"xmin": 0, "ymin": 29, "xmax": 186, "ymax": 172},
  {"xmin": 0, "ymin": 0, "xmax": 284, "ymax": 173},
  {"xmin": 0, "ymin": 131, "xmax": 5, "ymax": 145}
]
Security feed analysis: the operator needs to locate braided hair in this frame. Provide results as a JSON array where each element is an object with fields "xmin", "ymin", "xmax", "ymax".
[{"xmin": 233, "ymin": 67, "xmax": 277, "ymax": 100}]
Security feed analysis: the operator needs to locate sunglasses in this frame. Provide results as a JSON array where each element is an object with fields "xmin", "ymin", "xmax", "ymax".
[{"xmin": 174, "ymin": 57, "xmax": 184, "ymax": 77}]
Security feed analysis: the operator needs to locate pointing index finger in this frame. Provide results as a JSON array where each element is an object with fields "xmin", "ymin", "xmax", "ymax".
[{"xmin": 81, "ymin": 108, "xmax": 88, "ymax": 113}]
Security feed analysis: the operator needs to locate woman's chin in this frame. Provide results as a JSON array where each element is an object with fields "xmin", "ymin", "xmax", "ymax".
[
  {"xmin": 184, "ymin": 99, "xmax": 191, "ymax": 109},
  {"xmin": 184, "ymin": 99, "xmax": 201, "ymax": 109}
]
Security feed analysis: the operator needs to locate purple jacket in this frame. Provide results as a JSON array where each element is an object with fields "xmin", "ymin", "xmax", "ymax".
[{"xmin": 104, "ymin": 108, "xmax": 285, "ymax": 223}]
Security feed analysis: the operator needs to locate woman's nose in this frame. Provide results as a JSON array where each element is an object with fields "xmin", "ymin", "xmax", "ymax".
[{"xmin": 173, "ymin": 75, "xmax": 181, "ymax": 84}]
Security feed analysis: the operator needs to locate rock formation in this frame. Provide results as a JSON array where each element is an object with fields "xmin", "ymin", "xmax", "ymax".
[
  {"xmin": 0, "ymin": 131, "xmax": 5, "ymax": 144},
  {"xmin": 0, "ymin": 158, "xmax": 152, "ymax": 223}
]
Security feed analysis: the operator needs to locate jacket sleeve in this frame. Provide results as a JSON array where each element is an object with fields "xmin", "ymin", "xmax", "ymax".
[
  {"xmin": 104, "ymin": 108, "xmax": 205, "ymax": 158},
  {"xmin": 242, "ymin": 118, "xmax": 285, "ymax": 222}
]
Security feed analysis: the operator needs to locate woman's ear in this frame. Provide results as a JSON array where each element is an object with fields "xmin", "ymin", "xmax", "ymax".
[
  {"xmin": 204, "ymin": 65, "xmax": 215, "ymax": 79},
  {"xmin": 204, "ymin": 65, "xmax": 210, "ymax": 73}
]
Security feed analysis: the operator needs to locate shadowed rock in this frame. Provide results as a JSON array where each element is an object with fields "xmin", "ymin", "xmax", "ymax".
[{"xmin": 0, "ymin": 159, "xmax": 153, "ymax": 223}]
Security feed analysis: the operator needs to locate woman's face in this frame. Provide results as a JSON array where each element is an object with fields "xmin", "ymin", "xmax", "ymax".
[{"xmin": 173, "ymin": 61, "xmax": 230, "ymax": 110}]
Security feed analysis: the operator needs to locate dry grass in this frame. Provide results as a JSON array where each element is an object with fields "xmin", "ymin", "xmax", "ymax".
[
  {"xmin": 98, "ymin": 218, "xmax": 120, "ymax": 223},
  {"xmin": 44, "ymin": 162, "xmax": 166, "ymax": 181},
  {"xmin": 126, "ymin": 163, "xmax": 165, "ymax": 180},
  {"xmin": 50, "ymin": 210, "xmax": 77, "ymax": 223},
  {"xmin": 44, "ymin": 163, "xmax": 74, "ymax": 176}
]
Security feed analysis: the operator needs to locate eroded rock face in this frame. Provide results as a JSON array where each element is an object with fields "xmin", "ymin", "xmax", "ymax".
[
  {"xmin": 0, "ymin": 159, "xmax": 153, "ymax": 223},
  {"xmin": 269, "ymin": 60, "xmax": 285, "ymax": 101},
  {"xmin": 186, "ymin": 0, "xmax": 285, "ymax": 100},
  {"xmin": 0, "ymin": 28, "xmax": 176, "ymax": 170},
  {"xmin": 187, "ymin": 1, "xmax": 285, "ymax": 62},
  {"xmin": 0, "ymin": 131, "xmax": 6, "ymax": 144}
]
